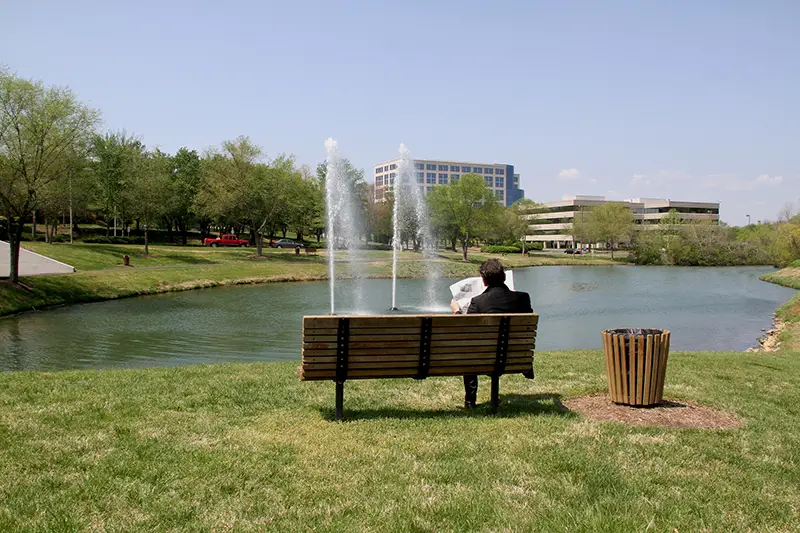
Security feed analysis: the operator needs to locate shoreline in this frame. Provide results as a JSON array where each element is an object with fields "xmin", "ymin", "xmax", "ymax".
[{"xmin": 0, "ymin": 246, "xmax": 625, "ymax": 318}]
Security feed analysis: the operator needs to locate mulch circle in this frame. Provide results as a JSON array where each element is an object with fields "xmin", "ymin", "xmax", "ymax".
[{"xmin": 563, "ymin": 394, "xmax": 743, "ymax": 429}]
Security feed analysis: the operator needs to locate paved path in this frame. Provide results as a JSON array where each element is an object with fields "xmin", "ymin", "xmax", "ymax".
[{"xmin": 0, "ymin": 240, "xmax": 75, "ymax": 278}]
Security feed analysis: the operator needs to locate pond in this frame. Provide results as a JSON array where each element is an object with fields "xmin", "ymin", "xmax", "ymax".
[{"xmin": 0, "ymin": 266, "xmax": 793, "ymax": 372}]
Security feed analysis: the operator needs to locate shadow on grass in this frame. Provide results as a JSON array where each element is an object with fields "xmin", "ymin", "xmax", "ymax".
[{"xmin": 321, "ymin": 393, "xmax": 577, "ymax": 422}]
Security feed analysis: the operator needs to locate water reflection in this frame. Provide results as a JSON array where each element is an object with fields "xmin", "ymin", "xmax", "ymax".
[{"xmin": 0, "ymin": 266, "xmax": 793, "ymax": 372}]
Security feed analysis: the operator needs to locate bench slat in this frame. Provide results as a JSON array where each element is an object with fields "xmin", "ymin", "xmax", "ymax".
[
  {"xmin": 302, "ymin": 352, "xmax": 533, "ymax": 365},
  {"xmin": 303, "ymin": 314, "xmax": 538, "ymax": 330},
  {"xmin": 303, "ymin": 338, "xmax": 535, "ymax": 350},
  {"xmin": 299, "ymin": 363, "xmax": 533, "ymax": 381},
  {"xmin": 303, "ymin": 354, "xmax": 533, "ymax": 370},
  {"xmin": 302, "ymin": 343, "xmax": 535, "ymax": 357},
  {"xmin": 302, "ymin": 350, "xmax": 533, "ymax": 363},
  {"xmin": 302, "ymin": 325, "xmax": 538, "ymax": 336},
  {"xmin": 303, "ymin": 331, "xmax": 535, "ymax": 343}
]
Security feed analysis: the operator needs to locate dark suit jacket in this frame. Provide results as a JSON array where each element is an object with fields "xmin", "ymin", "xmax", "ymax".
[{"xmin": 466, "ymin": 284, "xmax": 533, "ymax": 314}]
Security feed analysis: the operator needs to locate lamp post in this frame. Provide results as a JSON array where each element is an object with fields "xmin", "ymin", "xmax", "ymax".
[{"xmin": 746, "ymin": 214, "xmax": 751, "ymax": 226}]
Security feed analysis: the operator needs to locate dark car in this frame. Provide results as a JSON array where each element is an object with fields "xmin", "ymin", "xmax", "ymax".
[
  {"xmin": 564, "ymin": 248, "xmax": 582, "ymax": 255},
  {"xmin": 271, "ymin": 238, "xmax": 305, "ymax": 249}
]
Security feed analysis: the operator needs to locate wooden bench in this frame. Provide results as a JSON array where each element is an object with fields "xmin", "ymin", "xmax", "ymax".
[{"xmin": 299, "ymin": 313, "xmax": 539, "ymax": 420}]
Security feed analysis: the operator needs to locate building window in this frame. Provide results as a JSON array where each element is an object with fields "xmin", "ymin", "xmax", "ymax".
[
  {"xmin": 414, "ymin": 163, "xmax": 424, "ymax": 170},
  {"xmin": 416, "ymin": 171, "xmax": 424, "ymax": 178},
  {"xmin": 495, "ymin": 177, "xmax": 504, "ymax": 188},
  {"xmin": 390, "ymin": 164, "xmax": 397, "ymax": 170},
  {"xmin": 426, "ymin": 163, "xmax": 436, "ymax": 170},
  {"xmin": 484, "ymin": 176, "xmax": 493, "ymax": 186},
  {"xmin": 376, "ymin": 176, "xmax": 383, "ymax": 186},
  {"xmin": 451, "ymin": 175, "xmax": 460, "ymax": 183},
  {"xmin": 474, "ymin": 167, "xmax": 484, "ymax": 173},
  {"xmin": 450, "ymin": 165, "xmax": 460, "ymax": 172},
  {"xmin": 461, "ymin": 166, "xmax": 471, "ymax": 173},
  {"xmin": 426, "ymin": 173, "xmax": 436, "ymax": 184},
  {"xmin": 390, "ymin": 172, "xmax": 396, "ymax": 178},
  {"xmin": 438, "ymin": 164, "xmax": 448, "ymax": 171},
  {"xmin": 496, "ymin": 168, "xmax": 504, "ymax": 175},
  {"xmin": 438, "ymin": 173, "xmax": 448, "ymax": 184},
  {"xmin": 485, "ymin": 168, "xmax": 493, "ymax": 175},
  {"xmin": 427, "ymin": 186, "xmax": 434, "ymax": 194},
  {"xmin": 389, "ymin": 177, "xmax": 395, "ymax": 185},
  {"xmin": 495, "ymin": 190, "xmax": 504, "ymax": 199}
]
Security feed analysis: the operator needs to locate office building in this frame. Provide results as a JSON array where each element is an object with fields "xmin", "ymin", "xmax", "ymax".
[
  {"xmin": 373, "ymin": 158, "xmax": 525, "ymax": 207},
  {"xmin": 524, "ymin": 195, "xmax": 720, "ymax": 249}
]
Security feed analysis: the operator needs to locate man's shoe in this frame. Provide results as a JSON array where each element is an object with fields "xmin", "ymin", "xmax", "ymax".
[{"xmin": 464, "ymin": 400, "xmax": 476, "ymax": 409}]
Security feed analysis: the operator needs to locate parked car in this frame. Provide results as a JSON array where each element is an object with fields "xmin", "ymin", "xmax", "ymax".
[
  {"xmin": 564, "ymin": 248, "xmax": 582, "ymax": 255},
  {"xmin": 270, "ymin": 238, "xmax": 305, "ymax": 249},
  {"xmin": 202, "ymin": 234, "xmax": 249, "ymax": 247}
]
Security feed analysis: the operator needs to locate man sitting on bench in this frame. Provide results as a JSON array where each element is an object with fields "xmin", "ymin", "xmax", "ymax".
[{"xmin": 450, "ymin": 259, "xmax": 533, "ymax": 408}]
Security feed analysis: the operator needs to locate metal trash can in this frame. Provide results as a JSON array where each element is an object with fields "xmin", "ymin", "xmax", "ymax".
[{"xmin": 602, "ymin": 328, "xmax": 671, "ymax": 407}]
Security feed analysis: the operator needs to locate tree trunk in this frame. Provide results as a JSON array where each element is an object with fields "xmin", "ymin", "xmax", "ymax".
[
  {"xmin": 462, "ymin": 233, "xmax": 469, "ymax": 261},
  {"xmin": 180, "ymin": 219, "xmax": 188, "ymax": 246},
  {"xmin": 166, "ymin": 218, "xmax": 174, "ymax": 243},
  {"xmin": 8, "ymin": 219, "xmax": 24, "ymax": 283},
  {"xmin": 144, "ymin": 227, "xmax": 149, "ymax": 255},
  {"xmin": 256, "ymin": 233, "xmax": 263, "ymax": 256},
  {"xmin": 31, "ymin": 210, "xmax": 36, "ymax": 241},
  {"xmin": 44, "ymin": 219, "xmax": 50, "ymax": 244},
  {"xmin": 610, "ymin": 240, "xmax": 615, "ymax": 259},
  {"xmin": 282, "ymin": 227, "xmax": 287, "ymax": 238}
]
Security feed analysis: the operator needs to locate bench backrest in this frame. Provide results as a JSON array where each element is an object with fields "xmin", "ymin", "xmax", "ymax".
[{"xmin": 300, "ymin": 313, "xmax": 538, "ymax": 381}]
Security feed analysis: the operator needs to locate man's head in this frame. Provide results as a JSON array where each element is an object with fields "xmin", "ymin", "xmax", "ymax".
[{"xmin": 479, "ymin": 258, "xmax": 506, "ymax": 287}]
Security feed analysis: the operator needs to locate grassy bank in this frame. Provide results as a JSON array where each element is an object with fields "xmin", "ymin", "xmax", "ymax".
[
  {"xmin": 1, "ymin": 243, "xmax": 621, "ymax": 316},
  {"xmin": 761, "ymin": 267, "xmax": 800, "ymax": 351},
  {"xmin": 1, "ymin": 350, "xmax": 798, "ymax": 531}
]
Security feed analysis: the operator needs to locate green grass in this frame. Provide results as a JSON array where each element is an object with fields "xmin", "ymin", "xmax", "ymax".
[
  {"xmin": 0, "ymin": 350, "xmax": 798, "ymax": 531},
  {"xmin": 760, "ymin": 267, "xmax": 800, "ymax": 351},
  {"xmin": 1, "ymin": 244, "xmax": 626, "ymax": 317}
]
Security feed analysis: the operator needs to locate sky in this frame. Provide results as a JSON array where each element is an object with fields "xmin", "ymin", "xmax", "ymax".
[{"xmin": 2, "ymin": 0, "xmax": 798, "ymax": 224}]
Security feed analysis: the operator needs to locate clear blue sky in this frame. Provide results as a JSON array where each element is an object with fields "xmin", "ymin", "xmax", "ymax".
[{"xmin": 3, "ymin": 0, "xmax": 798, "ymax": 224}]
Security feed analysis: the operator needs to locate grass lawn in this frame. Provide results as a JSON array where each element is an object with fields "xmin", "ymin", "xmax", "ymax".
[
  {"xmin": 761, "ymin": 267, "xmax": 800, "ymax": 352},
  {"xmin": 1, "ymin": 244, "xmax": 625, "ymax": 317},
  {"xmin": 0, "ymin": 349, "xmax": 798, "ymax": 531}
]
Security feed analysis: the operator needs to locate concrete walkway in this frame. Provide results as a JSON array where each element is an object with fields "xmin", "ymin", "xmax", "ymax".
[{"xmin": 0, "ymin": 240, "xmax": 75, "ymax": 277}]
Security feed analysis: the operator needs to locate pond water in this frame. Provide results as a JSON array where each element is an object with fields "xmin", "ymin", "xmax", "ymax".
[{"xmin": 0, "ymin": 266, "xmax": 793, "ymax": 372}]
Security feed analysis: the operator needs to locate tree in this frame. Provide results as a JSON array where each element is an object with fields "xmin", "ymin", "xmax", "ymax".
[
  {"xmin": 317, "ymin": 159, "xmax": 368, "ymax": 242},
  {"xmin": 168, "ymin": 147, "xmax": 202, "ymax": 245},
  {"xmin": 196, "ymin": 137, "xmax": 302, "ymax": 256},
  {"xmin": 128, "ymin": 150, "xmax": 168, "ymax": 254},
  {"xmin": 90, "ymin": 131, "xmax": 144, "ymax": 236},
  {"xmin": 0, "ymin": 70, "xmax": 99, "ymax": 283},
  {"xmin": 775, "ymin": 217, "xmax": 800, "ymax": 266},
  {"xmin": 493, "ymin": 199, "xmax": 541, "ymax": 250},
  {"xmin": 426, "ymin": 173, "xmax": 499, "ymax": 260},
  {"xmin": 575, "ymin": 202, "xmax": 634, "ymax": 258}
]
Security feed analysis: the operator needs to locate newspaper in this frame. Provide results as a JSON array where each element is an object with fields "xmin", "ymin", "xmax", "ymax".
[{"xmin": 449, "ymin": 270, "xmax": 515, "ymax": 313}]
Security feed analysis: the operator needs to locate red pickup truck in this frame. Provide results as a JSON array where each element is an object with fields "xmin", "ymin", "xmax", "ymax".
[{"xmin": 202, "ymin": 234, "xmax": 249, "ymax": 247}]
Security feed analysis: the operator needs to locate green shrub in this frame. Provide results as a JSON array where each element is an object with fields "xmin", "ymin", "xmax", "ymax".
[
  {"xmin": 481, "ymin": 245, "xmax": 521, "ymax": 254},
  {"xmin": 360, "ymin": 243, "xmax": 392, "ymax": 251},
  {"xmin": 528, "ymin": 242, "xmax": 543, "ymax": 251},
  {"xmin": 82, "ymin": 236, "xmax": 111, "ymax": 244},
  {"xmin": 790, "ymin": 259, "xmax": 800, "ymax": 268}
]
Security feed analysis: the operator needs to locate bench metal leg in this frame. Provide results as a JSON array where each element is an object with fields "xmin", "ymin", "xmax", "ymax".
[
  {"xmin": 335, "ymin": 381, "xmax": 344, "ymax": 421},
  {"xmin": 490, "ymin": 375, "xmax": 500, "ymax": 414}
]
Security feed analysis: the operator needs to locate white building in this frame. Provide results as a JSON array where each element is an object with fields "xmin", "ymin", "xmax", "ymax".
[
  {"xmin": 525, "ymin": 195, "xmax": 720, "ymax": 249},
  {"xmin": 373, "ymin": 158, "xmax": 524, "ymax": 207}
]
